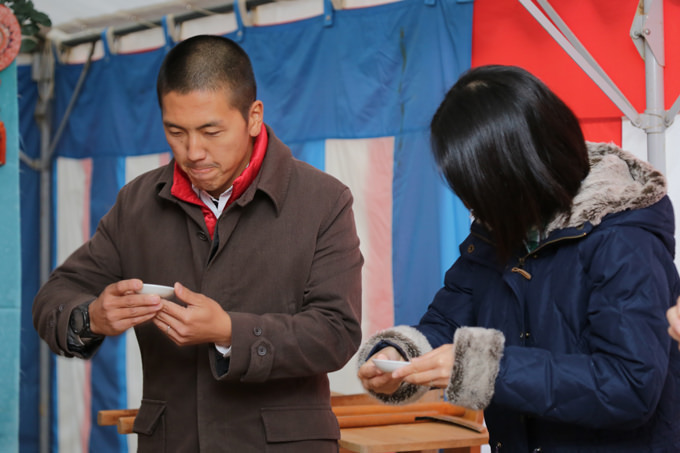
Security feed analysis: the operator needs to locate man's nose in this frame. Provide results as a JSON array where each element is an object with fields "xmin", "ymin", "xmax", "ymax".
[{"xmin": 186, "ymin": 134, "xmax": 206, "ymax": 160}]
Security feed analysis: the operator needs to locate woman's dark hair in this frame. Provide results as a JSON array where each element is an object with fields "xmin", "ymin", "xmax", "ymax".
[
  {"xmin": 430, "ymin": 65, "xmax": 589, "ymax": 262},
  {"xmin": 156, "ymin": 34, "xmax": 256, "ymax": 120}
]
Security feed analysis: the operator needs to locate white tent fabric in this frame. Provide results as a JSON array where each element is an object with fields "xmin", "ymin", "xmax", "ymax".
[
  {"xmin": 33, "ymin": 0, "xmax": 180, "ymax": 27},
  {"xmin": 34, "ymin": 0, "xmax": 245, "ymax": 33},
  {"xmin": 33, "ymin": 0, "xmax": 397, "ymax": 65},
  {"xmin": 32, "ymin": 0, "xmax": 392, "ymax": 41}
]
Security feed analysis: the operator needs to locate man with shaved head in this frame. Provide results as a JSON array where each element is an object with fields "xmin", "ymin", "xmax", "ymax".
[{"xmin": 34, "ymin": 35, "xmax": 363, "ymax": 452}]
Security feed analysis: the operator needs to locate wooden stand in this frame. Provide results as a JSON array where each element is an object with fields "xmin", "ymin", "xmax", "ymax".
[
  {"xmin": 339, "ymin": 421, "xmax": 488, "ymax": 453},
  {"xmin": 332, "ymin": 391, "xmax": 487, "ymax": 453},
  {"xmin": 98, "ymin": 391, "xmax": 488, "ymax": 452}
]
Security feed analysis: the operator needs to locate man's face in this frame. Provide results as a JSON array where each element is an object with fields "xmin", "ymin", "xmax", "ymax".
[{"xmin": 161, "ymin": 89, "xmax": 263, "ymax": 198}]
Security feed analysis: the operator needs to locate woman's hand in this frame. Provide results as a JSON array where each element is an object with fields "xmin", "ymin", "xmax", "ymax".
[
  {"xmin": 358, "ymin": 343, "xmax": 456, "ymax": 394},
  {"xmin": 667, "ymin": 296, "xmax": 680, "ymax": 347},
  {"xmin": 392, "ymin": 344, "xmax": 455, "ymax": 388},
  {"xmin": 357, "ymin": 346, "xmax": 407, "ymax": 395}
]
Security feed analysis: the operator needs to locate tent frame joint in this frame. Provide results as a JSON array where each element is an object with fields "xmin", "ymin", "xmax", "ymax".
[
  {"xmin": 638, "ymin": 112, "xmax": 666, "ymax": 134},
  {"xmin": 630, "ymin": 0, "xmax": 664, "ymax": 66}
]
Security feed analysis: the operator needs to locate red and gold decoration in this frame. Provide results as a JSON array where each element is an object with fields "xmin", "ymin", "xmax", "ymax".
[{"xmin": 0, "ymin": 5, "xmax": 20, "ymax": 71}]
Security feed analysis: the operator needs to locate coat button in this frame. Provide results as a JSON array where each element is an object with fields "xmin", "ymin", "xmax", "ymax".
[
  {"xmin": 197, "ymin": 231, "xmax": 209, "ymax": 241},
  {"xmin": 253, "ymin": 327, "xmax": 262, "ymax": 336},
  {"xmin": 58, "ymin": 304, "xmax": 65, "ymax": 312},
  {"xmin": 467, "ymin": 244, "xmax": 475, "ymax": 253},
  {"xmin": 257, "ymin": 345, "xmax": 267, "ymax": 356}
]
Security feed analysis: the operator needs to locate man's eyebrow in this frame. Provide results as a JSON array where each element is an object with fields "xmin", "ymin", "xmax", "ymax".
[
  {"xmin": 163, "ymin": 120, "xmax": 223, "ymax": 129},
  {"xmin": 198, "ymin": 121, "xmax": 223, "ymax": 129}
]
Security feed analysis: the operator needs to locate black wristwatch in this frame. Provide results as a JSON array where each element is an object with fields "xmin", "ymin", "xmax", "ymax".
[{"xmin": 69, "ymin": 303, "xmax": 97, "ymax": 339}]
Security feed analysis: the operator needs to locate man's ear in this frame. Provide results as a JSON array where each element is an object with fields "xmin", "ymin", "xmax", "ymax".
[{"xmin": 248, "ymin": 100, "xmax": 264, "ymax": 137}]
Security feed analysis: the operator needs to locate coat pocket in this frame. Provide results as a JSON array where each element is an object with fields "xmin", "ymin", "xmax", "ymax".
[
  {"xmin": 133, "ymin": 399, "xmax": 166, "ymax": 452},
  {"xmin": 261, "ymin": 405, "xmax": 340, "ymax": 443}
]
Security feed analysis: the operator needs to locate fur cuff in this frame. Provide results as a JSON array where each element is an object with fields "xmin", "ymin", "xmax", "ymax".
[
  {"xmin": 357, "ymin": 326, "xmax": 433, "ymax": 405},
  {"xmin": 446, "ymin": 327, "xmax": 504, "ymax": 410}
]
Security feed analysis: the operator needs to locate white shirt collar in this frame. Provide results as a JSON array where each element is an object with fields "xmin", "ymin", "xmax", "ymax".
[{"xmin": 192, "ymin": 185, "xmax": 233, "ymax": 218}]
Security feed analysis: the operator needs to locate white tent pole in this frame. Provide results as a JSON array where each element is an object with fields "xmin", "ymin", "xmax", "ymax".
[{"xmin": 641, "ymin": 0, "xmax": 666, "ymax": 172}]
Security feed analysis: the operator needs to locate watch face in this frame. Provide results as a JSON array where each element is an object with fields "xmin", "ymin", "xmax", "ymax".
[{"xmin": 70, "ymin": 308, "xmax": 86, "ymax": 335}]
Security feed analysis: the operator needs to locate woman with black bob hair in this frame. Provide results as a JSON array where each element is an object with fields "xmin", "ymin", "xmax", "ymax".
[
  {"xmin": 431, "ymin": 65, "xmax": 589, "ymax": 262},
  {"xmin": 357, "ymin": 65, "xmax": 680, "ymax": 452}
]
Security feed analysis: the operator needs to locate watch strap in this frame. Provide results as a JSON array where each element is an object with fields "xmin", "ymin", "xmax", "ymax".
[{"xmin": 69, "ymin": 301, "xmax": 103, "ymax": 340}]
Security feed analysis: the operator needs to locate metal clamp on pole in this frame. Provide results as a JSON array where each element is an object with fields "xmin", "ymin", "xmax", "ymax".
[{"xmin": 630, "ymin": 0, "xmax": 664, "ymax": 66}]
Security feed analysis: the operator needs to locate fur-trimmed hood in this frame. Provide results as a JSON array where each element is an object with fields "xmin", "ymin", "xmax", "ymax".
[{"xmin": 545, "ymin": 142, "xmax": 667, "ymax": 235}]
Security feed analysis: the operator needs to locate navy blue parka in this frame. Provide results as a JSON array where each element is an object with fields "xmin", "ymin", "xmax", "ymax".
[{"xmin": 358, "ymin": 143, "xmax": 680, "ymax": 452}]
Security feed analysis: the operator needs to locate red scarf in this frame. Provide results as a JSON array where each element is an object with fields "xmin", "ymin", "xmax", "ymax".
[{"xmin": 171, "ymin": 127, "xmax": 268, "ymax": 238}]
